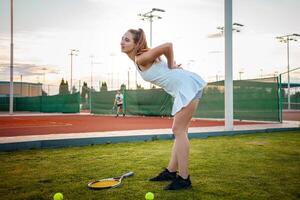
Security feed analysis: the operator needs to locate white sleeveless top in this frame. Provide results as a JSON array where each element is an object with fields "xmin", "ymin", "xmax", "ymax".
[{"xmin": 136, "ymin": 60, "xmax": 207, "ymax": 115}]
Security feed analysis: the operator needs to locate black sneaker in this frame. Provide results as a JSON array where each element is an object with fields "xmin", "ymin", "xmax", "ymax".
[
  {"xmin": 149, "ymin": 168, "xmax": 177, "ymax": 181},
  {"xmin": 164, "ymin": 175, "xmax": 192, "ymax": 190}
]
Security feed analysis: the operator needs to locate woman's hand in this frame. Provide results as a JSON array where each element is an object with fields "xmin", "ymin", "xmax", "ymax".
[
  {"xmin": 135, "ymin": 43, "xmax": 173, "ymax": 68},
  {"xmin": 173, "ymin": 61, "xmax": 183, "ymax": 69}
]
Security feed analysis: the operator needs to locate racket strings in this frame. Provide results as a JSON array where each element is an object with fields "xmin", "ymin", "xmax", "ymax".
[{"xmin": 90, "ymin": 180, "xmax": 120, "ymax": 188}]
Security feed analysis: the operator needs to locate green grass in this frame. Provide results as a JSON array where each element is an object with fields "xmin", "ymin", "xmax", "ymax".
[{"xmin": 0, "ymin": 131, "xmax": 300, "ymax": 200}]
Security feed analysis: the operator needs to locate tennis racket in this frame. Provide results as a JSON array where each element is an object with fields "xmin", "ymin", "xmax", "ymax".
[
  {"xmin": 111, "ymin": 105, "xmax": 116, "ymax": 114},
  {"xmin": 87, "ymin": 172, "xmax": 134, "ymax": 190}
]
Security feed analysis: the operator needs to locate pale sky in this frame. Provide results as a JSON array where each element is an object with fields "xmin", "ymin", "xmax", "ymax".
[{"xmin": 0, "ymin": 0, "xmax": 300, "ymax": 91}]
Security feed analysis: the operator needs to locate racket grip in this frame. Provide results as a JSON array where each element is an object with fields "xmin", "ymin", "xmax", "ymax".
[{"xmin": 123, "ymin": 172, "xmax": 134, "ymax": 178}]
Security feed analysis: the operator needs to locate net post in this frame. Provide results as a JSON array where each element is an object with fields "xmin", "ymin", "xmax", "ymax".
[
  {"xmin": 278, "ymin": 74, "xmax": 283, "ymax": 123},
  {"xmin": 224, "ymin": 0, "xmax": 234, "ymax": 130}
]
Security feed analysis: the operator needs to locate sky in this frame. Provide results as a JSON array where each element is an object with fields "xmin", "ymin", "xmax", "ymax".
[{"xmin": 0, "ymin": 0, "xmax": 300, "ymax": 92}]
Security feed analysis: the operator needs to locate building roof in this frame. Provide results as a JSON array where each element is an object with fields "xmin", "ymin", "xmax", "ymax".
[{"xmin": 0, "ymin": 81, "xmax": 42, "ymax": 86}]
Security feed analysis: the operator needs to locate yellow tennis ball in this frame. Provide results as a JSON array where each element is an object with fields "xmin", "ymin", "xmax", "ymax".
[
  {"xmin": 145, "ymin": 192, "xmax": 154, "ymax": 200},
  {"xmin": 53, "ymin": 192, "xmax": 63, "ymax": 200}
]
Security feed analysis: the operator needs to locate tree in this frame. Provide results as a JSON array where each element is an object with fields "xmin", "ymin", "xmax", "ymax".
[
  {"xmin": 59, "ymin": 78, "xmax": 70, "ymax": 95},
  {"xmin": 42, "ymin": 89, "xmax": 47, "ymax": 96},
  {"xmin": 100, "ymin": 82, "xmax": 108, "ymax": 91},
  {"xmin": 59, "ymin": 79, "xmax": 64, "ymax": 94},
  {"xmin": 136, "ymin": 84, "xmax": 144, "ymax": 90},
  {"xmin": 293, "ymin": 91, "xmax": 300, "ymax": 98},
  {"xmin": 81, "ymin": 82, "xmax": 89, "ymax": 100},
  {"xmin": 120, "ymin": 83, "xmax": 126, "ymax": 91},
  {"xmin": 64, "ymin": 81, "xmax": 70, "ymax": 94},
  {"xmin": 72, "ymin": 85, "xmax": 78, "ymax": 94}
]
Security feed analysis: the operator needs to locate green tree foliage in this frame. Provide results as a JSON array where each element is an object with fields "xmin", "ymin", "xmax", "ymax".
[
  {"xmin": 81, "ymin": 82, "xmax": 89, "ymax": 101},
  {"xmin": 59, "ymin": 78, "xmax": 70, "ymax": 95},
  {"xmin": 136, "ymin": 84, "xmax": 144, "ymax": 90},
  {"xmin": 42, "ymin": 89, "xmax": 47, "ymax": 96},
  {"xmin": 120, "ymin": 83, "xmax": 126, "ymax": 91},
  {"xmin": 72, "ymin": 86, "xmax": 78, "ymax": 94},
  {"xmin": 100, "ymin": 82, "xmax": 108, "ymax": 91}
]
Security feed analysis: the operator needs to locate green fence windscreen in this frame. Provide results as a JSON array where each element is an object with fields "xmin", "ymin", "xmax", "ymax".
[
  {"xmin": 91, "ymin": 91, "xmax": 117, "ymax": 115},
  {"xmin": 279, "ymin": 67, "xmax": 300, "ymax": 110},
  {"xmin": 61, "ymin": 93, "xmax": 80, "ymax": 113},
  {"xmin": 91, "ymin": 78, "xmax": 280, "ymax": 122},
  {"xmin": 0, "ymin": 97, "xmax": 10, "ymax": 111},
  {"xmin": 91, "ymin": 89, "xmax": 173, "ymax": 116},
  {"xmin": 0, "ymin": 78, "xmax": 279, "ymax": 121},
  {"xmin": 0, "ymin": 93, "xmax": 80, "ymax": 113},
  {"xmin": 124, "ymin": 89, "xmax": 173, "ymax": 116},
  {"xmin": 40, "ymin": 93, "xmax": 80, "ymax": 113},
  {"xmin": 16, "ymin": 96, "xmax": 41, "ymax": 112},
  {"xmin": 233, "ymin": 78, "xmax": 279, "ymax": 121}
]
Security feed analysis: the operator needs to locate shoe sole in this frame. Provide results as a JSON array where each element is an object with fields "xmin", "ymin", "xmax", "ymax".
[
  {"xmin": 149, "ymin": 178, "xmax": 176, "ymax": 182},
  {"xmin": 164, "ymin": 185, "xmax": 192, "ymax": 191}
]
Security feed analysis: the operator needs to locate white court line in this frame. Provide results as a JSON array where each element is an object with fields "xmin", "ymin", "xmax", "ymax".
[{"xmin": 0, "ymin": 123, "xmax": 72, "ymax": 129}]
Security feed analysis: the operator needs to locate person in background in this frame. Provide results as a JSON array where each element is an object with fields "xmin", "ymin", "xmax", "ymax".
[{"xmin": 114, "ymin": 90, "xmax": 125, "ymax": 117}]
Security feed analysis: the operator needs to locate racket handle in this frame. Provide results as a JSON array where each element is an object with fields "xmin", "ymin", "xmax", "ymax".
[{"xmin": 122, "ymin": 172, "xmax": 134, "ymax": 178}]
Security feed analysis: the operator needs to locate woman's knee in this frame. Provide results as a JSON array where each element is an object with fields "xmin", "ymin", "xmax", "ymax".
[{"xmin": 172, "ymin": 125, "xmax": 187, "ymax": 136}]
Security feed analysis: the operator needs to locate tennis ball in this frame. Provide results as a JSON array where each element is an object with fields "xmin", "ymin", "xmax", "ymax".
[
  {"xmin": 53, "ymin": 192, "xmax": 63, "ymax": 200},
  {"xmin": 145, "ymin": 192, "xmax": 154, "ymax": 200}
]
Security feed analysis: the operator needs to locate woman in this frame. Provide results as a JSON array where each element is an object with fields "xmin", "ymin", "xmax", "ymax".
[{"xmin": 120, "ymin": 28, "xmax": 207, "ymax": 190}]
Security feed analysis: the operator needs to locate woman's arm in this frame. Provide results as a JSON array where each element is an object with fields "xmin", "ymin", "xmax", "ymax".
[{"xmin": 136, "ymin": 43, "xmax": 174, "ymax": 69}]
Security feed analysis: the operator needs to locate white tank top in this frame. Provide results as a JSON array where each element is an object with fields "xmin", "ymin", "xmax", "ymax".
[{"xmin": 135, "ymin": 60, "xmax": 207, "ymax": 115}]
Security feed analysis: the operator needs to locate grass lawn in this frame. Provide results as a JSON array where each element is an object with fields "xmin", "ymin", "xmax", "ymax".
[{"xmin": 0, "ymin": 131, "xmax": 299, "ymax": 200}]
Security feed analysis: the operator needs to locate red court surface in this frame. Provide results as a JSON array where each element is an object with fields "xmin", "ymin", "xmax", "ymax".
[
  {"xmin": 0, "ymin": 115, "xmax": 265, "ymax": 137},
  {"xmin": 283, "ymin": 110, "xmax": 300, "ymax": 121}
]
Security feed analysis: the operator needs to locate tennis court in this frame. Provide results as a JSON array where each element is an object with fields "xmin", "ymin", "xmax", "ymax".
[
  {"xmin": 0, "ymin": 113, "xmax": 299, "ymax": 152},
  {"xmin": 0, "ymin": 114, "xmax": 265, "ymax": 137}
]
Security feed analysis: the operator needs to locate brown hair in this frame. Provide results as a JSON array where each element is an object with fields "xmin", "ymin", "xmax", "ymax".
[{"xmin": 128, "ymin": 28, "xmax": 149, "ymax": 55}]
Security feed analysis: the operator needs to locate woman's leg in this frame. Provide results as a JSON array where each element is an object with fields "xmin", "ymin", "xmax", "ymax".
[
  {"xmin": 167, "ymin": 99, "xmax": 199, "ymax": 179},
  {"xmin": 166, "ymin": 141, "xmax": 178, "ymax": 172},
  {"xmin": 116, "ymin": 106, "xmax": 120, "ymax": 116},
  {"xmin": 167, "ymin": 126, "xmax": 189, "ymax": 173}
]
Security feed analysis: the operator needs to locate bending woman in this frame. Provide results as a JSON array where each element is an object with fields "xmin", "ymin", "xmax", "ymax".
[{"xmin": 120, "ymin": 28, "xmax": 207, "ymax": 190}]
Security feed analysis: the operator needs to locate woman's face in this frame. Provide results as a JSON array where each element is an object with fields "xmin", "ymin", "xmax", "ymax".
[{"xmin": 120, "ymin": 31, "xmax": 136, "ymax": 54}]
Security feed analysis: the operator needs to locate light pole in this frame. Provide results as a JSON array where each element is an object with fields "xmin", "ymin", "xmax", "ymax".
[
  {"xmin": 110, "ymin": 53, "xmax": 116, "ymax": 90},
  {"xmin": 135, "ymin": 70, "xmax": 137, "ymax": 89},
  {"xmin": 239, "ymin": 70, "xmax": 244, "ymax": 80},
  {"xmin": 20, "ymin": 74, "xmax": 22, "ymax": 96},
  {"xmin": 128, "ymin": 67, "xmax": 130, "ymax": 89},
  {"xmin": 69, "ymin": 49, "xmax": 79, "ymax": 93},
  {"xmin": 90, "ymin": 55, "xmax": 95, "ymax": 90},
  {"xmin": 41, "ymin": 67, "xmax": 47, "ymax": 94},
  {"xmin": 41, "ymin": 67, "xmax": 47, "ymax": 84},
  {"xmin": 138, "ymin": 8, "xmax": 165, "ymax": 88},
  {"xmin": 89, "ymin": 55, "xmax": 101, "ymax": 111},
  {"xmin": 218, "ymin": 18, "xmax": 244, "ymax": 130},
  {"xmin": 138, "ymin": 8, "xmax": 165, "ymax": 48},
  {"xmin": 89, "ymin": 55, "xmax": 101, "ymax": 90},
  {"xmin": 224, "ymin": 0, "xmax": 233, "ymax": 131},
  {"xmin": 276, "ymin": 33, "xmax": 300, "ymax": 110},
  {"xmin": 9, "ymin": 0, "xmax": 14, "ymax": 114}
]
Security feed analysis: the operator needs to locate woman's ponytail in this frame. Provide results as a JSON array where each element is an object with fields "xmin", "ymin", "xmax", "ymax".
[{"xmin": 128, "ymin": 28, "xmax": 149, "ymax": 55}]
